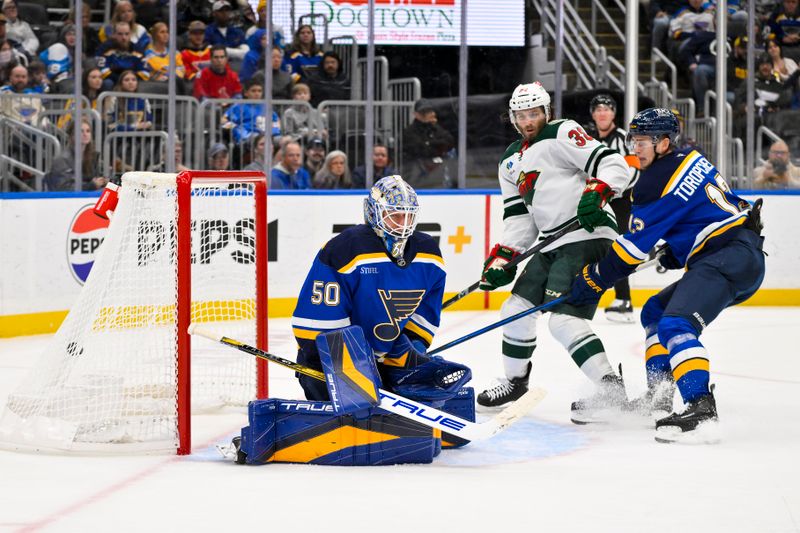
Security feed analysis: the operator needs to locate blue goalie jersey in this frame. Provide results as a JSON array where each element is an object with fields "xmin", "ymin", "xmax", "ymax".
[
  {"xmin": 292, "ymin": 224, "xmax": 446, "ymax": 361},
  {"xmin": 604, "ymin": 148, "xmax": 752, "ymax": 275}
]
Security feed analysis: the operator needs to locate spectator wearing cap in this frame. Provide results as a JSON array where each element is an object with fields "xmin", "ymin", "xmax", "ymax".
[
  {"xmin": 99, "ymin": 0, "xmax": 151, "ymax": 55},
  {"xmin": 734, "ymin": 53, "xmax": 791, "ymax": 139},
  {"xmin": 193, "ymin": 44, "xmax": 242, "ymax": 101},
  {"xmin": 754, "ymin": 140, "xmax": 800, "ymax": 189},
  {"xmin": 728, "ymin": 35, "xmax": 749, "ymax": 95},
  {"xmin": 96, "ymin": 21, "xmax": 150, "ymax": 88},
  {"xmin": 181, "ymin": 20, "xmax": 211, "ymax": 80},
  {"xmin": 283, "ymin": 25, "xmax": 323, "ymax": 83},
  {"xmin": 208, "ymin": 142, "xmax": 230, "ymax": 170},
  {"xmin": 351, "ymin": 144, "xmax": 397, "ymax": 189},
  {"xmin": 271, "ymin": 140, "xmax": 310, "ymax": 189},
  {"xmin": 205, "ymin": 1, "xmax": 248, "ymax": 60},
  {"xmin": 239, "ymin": 28, "xmax": 271, "ymax": 83},
  {"xmin": 303, "ymin": 137, "xmax": 326, "ymax": 176},
  {"xmin": 401, "ymin": 99, "xmax": 455, "ymax": 188},
  {"xmin": 39, "ymin": 24, "xmax": 76, "ymax": 87},
  {"xmin": 307, "ymin": 51, "xmax": 350, "ymax": 106},
  {"xmin": 282, "ymin": 83, "xmax": 327, "ymax": 143},
  {"xmin": 245, "ymin": 0, "xmax": 286, "ymax": 49},
  {"xmin": 145, "ymin": 22, "xmax": 186, "ymax": 81},
  {"xmin": 2, "ymin": 0, "xmax": 36, "ymax": 56}
]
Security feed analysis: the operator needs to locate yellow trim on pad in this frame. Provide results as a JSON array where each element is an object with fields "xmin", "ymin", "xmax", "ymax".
[
  {"xmin": 267, "ymin": 425, "xmax": 398, "ymax": 463},
  {"xmin": 341, "ymin": 344, "xmax": 378, "ymax": 402}
]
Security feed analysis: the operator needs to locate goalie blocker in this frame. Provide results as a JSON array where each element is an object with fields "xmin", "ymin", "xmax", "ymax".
[{"xmin": 235, "ymin": 327, "xmax": 476, "ymax": 465}]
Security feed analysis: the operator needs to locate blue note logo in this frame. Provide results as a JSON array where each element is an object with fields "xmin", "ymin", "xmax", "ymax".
[{"xmin": 373, "ymin": 289, "xmax": 425, "ymax": 342}]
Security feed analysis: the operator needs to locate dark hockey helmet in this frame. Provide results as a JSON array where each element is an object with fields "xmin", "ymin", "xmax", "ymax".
[
  {"xmin": 626, "ymin": 107, "xmax": 680, "ymax": 150},
  {"xmin": 590, "ymin": 94, "xmax": 616, "ymax": 114}
]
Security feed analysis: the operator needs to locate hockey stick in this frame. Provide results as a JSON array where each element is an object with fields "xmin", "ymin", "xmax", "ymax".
[
  {"xmin": 189, "ymin": 324, "xmax": 546, "ymax": 441},
  {"xmin": 442, "ymin": 219, "xmax": 582, "ymax": 309},
  {"xmin": 429, "ymin": 296, "xmax": 566, "ymax": 356},
  {"xmin": 430, "ymin": 253, "xmax": 663, "ymax": 356}
]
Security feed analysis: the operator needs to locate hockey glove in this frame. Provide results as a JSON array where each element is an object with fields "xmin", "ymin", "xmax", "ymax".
[
  {"xmin": 656, "ymin": 245, "xmax": 683, "ymax": 270},
  {"xmin": 568, "ymin": 263, "xmax": 613, "ymax": 306},
  {"xmin": 380, "ymin": 354, "xmax": 472, "ymax": 403},
  {"xmin": 577, "ymin": 179, "xmax": 615, "ymax": 233},
  {"xmin": 479, "ymin": 244, "xmax": 520, "ymax": 291}
]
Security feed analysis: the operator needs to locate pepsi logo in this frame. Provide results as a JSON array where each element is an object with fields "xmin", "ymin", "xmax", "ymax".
[{"xmin": 67, "ymin": 205, "xmax": 110, "ymax": 284}]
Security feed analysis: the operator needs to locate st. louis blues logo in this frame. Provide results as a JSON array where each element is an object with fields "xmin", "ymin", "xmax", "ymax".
[
  {"xmin": 516, "ymin": 169, "xmax": 541, "ymax": 203},
  {"xmin": 373, "ymin": 289, "xmax": 425, "ymax": 342}
]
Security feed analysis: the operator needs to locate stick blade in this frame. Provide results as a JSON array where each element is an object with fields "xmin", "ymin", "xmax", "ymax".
[{"xmin": 478, "ymin": 386, "xmax": 547, "ymax": 440}]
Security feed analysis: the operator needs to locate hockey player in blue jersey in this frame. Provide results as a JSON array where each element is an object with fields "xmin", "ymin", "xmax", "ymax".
[
  {"xmin": 568, "ymin": 108, "xmax": 765, "ymax": 443},
  {"xmin": 291, "ymin": 175, "xmax": 470, "ymax": 402}
]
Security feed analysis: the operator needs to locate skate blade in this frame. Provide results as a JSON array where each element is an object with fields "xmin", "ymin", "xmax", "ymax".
[
  {"xmin": 654, "ymin": 420, "xmax": 721, "ymax": 444},
  {"xmin": 475, "ymin": 402, "xmax": 509, "ymax": 413},
  {"xmin": 605, "ymin": 312, "xmax": 635, "ymax": 324},
  {"xmin": 571, "ymin": 408, "xmax": 655, "ymax": 427},
  {"xmin": 215, "ymin": 443, "xmax": 238, "ymax": 459}
]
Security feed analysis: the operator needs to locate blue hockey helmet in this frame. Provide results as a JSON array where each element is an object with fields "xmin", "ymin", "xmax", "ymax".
[
  {"xmin": 626, "ymin": 107, "xmax": 681, "ymax": 150},
  {"xmin": 364, "ymin": 175, "xmax": 419, "ymax": 264}
]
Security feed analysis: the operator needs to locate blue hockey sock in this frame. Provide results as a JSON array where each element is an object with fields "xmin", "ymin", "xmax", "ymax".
[
  {"xmin": 659, "ymin": 316, "xmax": 710, "ymax": 404},
  {"xmin": 644, "ymin": 327, "xmax": 672, "ymax": 388}
]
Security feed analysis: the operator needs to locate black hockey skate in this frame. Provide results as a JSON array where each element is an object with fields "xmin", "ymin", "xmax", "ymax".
[
  {"xmin": 570, "ymin": 373, "xmax": 628, "ymax": 425},
  {"xmin": 477, "ymin": 362, "xmax": 531, "ymax": 409},
  {"xmin": 605, "ymin": 299, "xmax": 635, "ymax": 323},
  {"xmin": 655, "ymin": 389, "xmax": 719, "ymax": 444}
]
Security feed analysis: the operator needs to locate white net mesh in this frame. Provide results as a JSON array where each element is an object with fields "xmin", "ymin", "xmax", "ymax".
[{"xmin": 0, "ymin": 172, "xmax": 264, "ymax": 453}]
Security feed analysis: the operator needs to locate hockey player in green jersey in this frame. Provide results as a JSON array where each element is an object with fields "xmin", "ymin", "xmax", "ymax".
[{"xmin": 477, "ymin": 82, "xmax": 634, "ymax": 424}]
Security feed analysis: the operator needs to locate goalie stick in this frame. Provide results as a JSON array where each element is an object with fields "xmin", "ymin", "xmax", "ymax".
[
  {"xmin": 441, "ymin": 219, "xmax": 582, "ymax": 309},
  {"xmin": 189, "ymin": 324, "xmax": 546, "ymax": 441}
]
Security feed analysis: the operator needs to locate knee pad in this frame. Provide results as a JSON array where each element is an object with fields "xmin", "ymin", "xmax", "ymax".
[
  {"xmin": 640, "ymin": 296, "xmax": 665, "ymax": 334},
  {"xmin": 548, "ymin": 313, "xmax": 592, "ymax": 350},
  {"xmin": 501, "ymin": 294, "xmax": 540, "ymax": 341},
  {"xmin": 657, "ymin": 315, "xmax": 700, "ymax": 350}
]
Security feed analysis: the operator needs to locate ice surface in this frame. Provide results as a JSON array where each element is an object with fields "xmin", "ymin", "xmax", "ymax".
[{"xmin": 0, "ymin": 308, "xmax": 798, "ymax": 532}]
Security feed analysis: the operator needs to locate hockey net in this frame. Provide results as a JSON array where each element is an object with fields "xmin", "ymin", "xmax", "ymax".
[{"xmin": 0, "ymin": 171, "xmax": 268, "ymax": 454}]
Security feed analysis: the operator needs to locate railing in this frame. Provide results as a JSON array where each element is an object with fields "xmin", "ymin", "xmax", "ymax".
[
  {"xmin": 388, "ymin": 78, "xmax": 421, "ymax": 103},
  {"xmin": 0, "ymin": 116, "xmax": 62, "ymax": 192},
  {"xmin": 354, "ymin": 56, "xmax": 390, "ymax": 101},
  {"xmin": 326, "ymin": 36, "xmax": 359, "ymax": 98},
  {"xmin": 703, "ymin": 90, "xmax": 734, "ymax": 137},
  {"xmin": 102, "ymin": 131, "xmax": 169, "ymax": 178},
  {"xmin": 318, "ymin": 100, "xmax": 414, "ymax": 171},
  {"xmin": 588, "ymin": 0, "xmax": 626, "ymax": 42},
  {"xmin": 651, "ymin": 48, "xmax": 678, "ymax": 104},
  {"xmin": 533, "ymin": 0, "xmax": 608, "ymax": 89}
]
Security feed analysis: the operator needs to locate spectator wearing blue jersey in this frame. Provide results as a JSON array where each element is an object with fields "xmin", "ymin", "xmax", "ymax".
[
  {"xmin": 96, "ymin": 21, "xmax": 150, "ymax": 89},
  {"xmin": 244, "ymin": 0, "xmax": 286, "ymax": 48},
  {"xmin": 238, "ymin": 29, "xmax": 269, "ymax": 83},
  {"xmin": 105, "ymin": 70, "xmax": 153, "ymax": 132},
  {"xmin": 222, "ymin": 77, "xmax": 280, "ymax": 144},
  {"xmin": 39, "ymin": 25, "xmax": 76, "ymax": 87},
  {"xmin": 282, "ymin": 25, "xmax": 323, "ymax": 83},
  {"xmin": 270, "ymin": 140, "xmax": 310, "ymax": 189},
  {"xmin": 769, "ymin": 0, "xmax": 800, "ymax": 61},
  {"xmin": 569, "ymin": 108, "xmax": 765, "ymax": 444},
  {"xmin": 98, "ymin": 0, "xmax": 151, "ymax": 55},
  {"xmin": 205, "ymin": 1, "xmax": 248, "ymax": 60}
]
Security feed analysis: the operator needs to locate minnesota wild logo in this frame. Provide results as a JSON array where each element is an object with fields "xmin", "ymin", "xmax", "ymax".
[{"xmin": 516, "ymin": 170, "xmax": 541, "ymax": 204}]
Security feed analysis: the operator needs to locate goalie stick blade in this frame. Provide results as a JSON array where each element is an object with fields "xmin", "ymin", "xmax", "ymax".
[{"xmin": 189, "ymin": 325, "xmax": 544, "ymax": 441}]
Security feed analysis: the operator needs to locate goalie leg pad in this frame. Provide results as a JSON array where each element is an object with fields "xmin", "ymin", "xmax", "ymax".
[
  {"xmin": 316, "ymin": 326, "xmax": 381, "ymax": 414},
  {"xmin": 439, "ymin": 387, "xmax": 476, "ymax": 449},
  {"xmin": 239, "ymin": 399, "xmax": 437, "ymax": 466}
]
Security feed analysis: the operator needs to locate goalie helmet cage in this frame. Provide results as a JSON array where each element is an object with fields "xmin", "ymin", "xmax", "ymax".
[{"xmin": 0, "ymin": 171, "xmax": 269, "ymax": 455}]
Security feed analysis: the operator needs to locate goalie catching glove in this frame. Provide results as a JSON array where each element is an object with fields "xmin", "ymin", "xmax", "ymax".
[
  {"xmin": 577, "ymin": 179, "xmax": 615, "ymax": 232},
  {"xmin": 379, "ymin": 335, "xmax": 472, "ymax": 402},
  {"xmin": 479, "ymin": 244, "xmax": 521, "ymax": 291}
]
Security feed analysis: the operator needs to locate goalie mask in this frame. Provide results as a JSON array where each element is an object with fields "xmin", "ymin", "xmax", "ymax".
[
  {"xmin": 364, "ymin": 175, "xmax": 419, "ymax": 266},
  {"xmin": 509, "ymin": 81, "xmax": 551, "ymax": 134}
]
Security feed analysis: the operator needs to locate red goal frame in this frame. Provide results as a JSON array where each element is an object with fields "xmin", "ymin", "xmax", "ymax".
[{"xmin": 175, "ymin": 170, "xmax": 269, "ymax": 454}]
